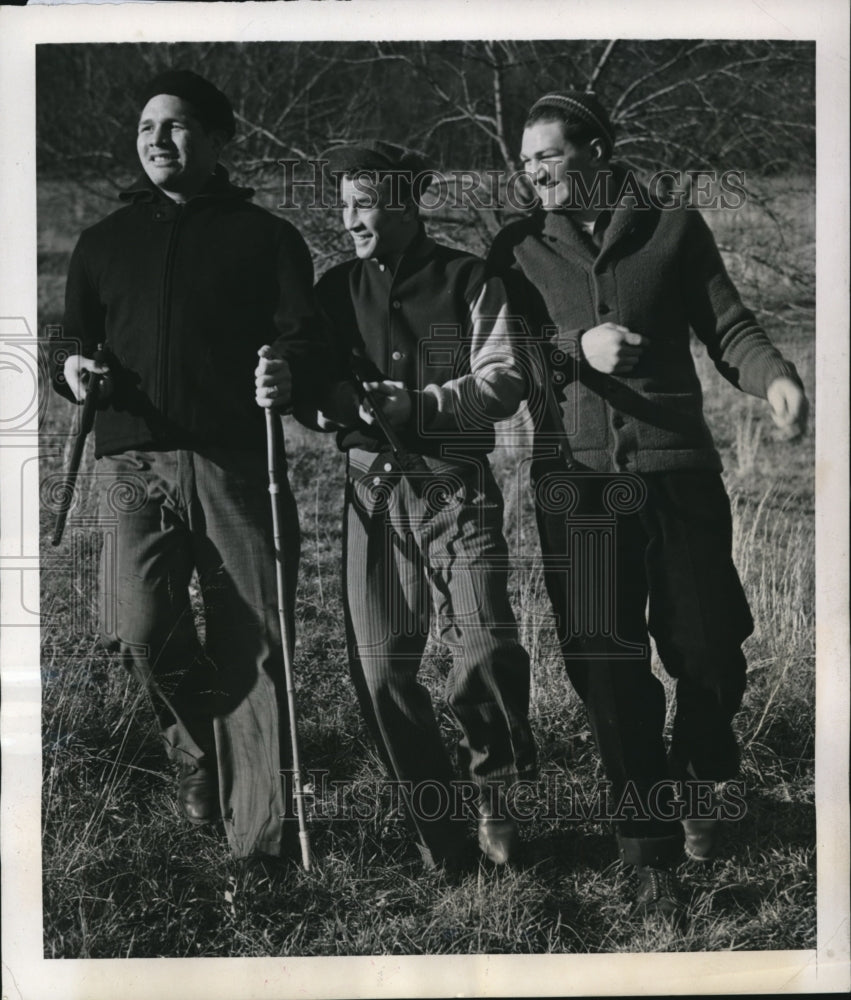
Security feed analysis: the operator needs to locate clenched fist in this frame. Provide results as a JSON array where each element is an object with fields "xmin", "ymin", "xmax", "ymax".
[
  {"xmin": 63, "ymin": 353, "xmax": 112, "ymax": 402},
  {"xmin": 359, "ymin": 380, "xmax": 411, "ymax": 427},
  {"xmin": 580, "ymin": 323, "xmax": 649, "ymax": 375},
  {"xmin": 255, "ymin": 345, "xmax": 292, "ymax": 409},
  {"xmin": 766, "ymin": 376, "xmax": 809, "ymax": 441}
]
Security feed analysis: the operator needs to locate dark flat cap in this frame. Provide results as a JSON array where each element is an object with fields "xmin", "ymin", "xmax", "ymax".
[
  {"xmin": 140, "ymin": 69, "xmax": 235, "ymax": 139},
  {"xmin": 321, "ymin": 139, "xmax": 437, "ymax": 194}
]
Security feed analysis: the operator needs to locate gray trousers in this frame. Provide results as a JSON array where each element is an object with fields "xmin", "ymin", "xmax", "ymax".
[
  {"xmin": 98, "ymin": 447, "xmax": 299, "ymax": 858},
  {"xmin": 342, "ymin": 449, "xmax": 536, "ymax": 863}
]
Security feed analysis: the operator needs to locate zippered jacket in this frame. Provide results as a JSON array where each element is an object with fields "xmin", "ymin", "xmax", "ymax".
[
  {"xmin": 54, "ymin": 167, "xmax": 321, "ymax": 457},
  {"xmin": 487, "ymin": 169, "xmax": 802, "ymax": 474}
]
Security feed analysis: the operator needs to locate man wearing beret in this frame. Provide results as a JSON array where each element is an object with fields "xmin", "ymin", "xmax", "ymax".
[
  {"xmin": 258, "ymin": 140, "xmax": 536, "ymax": 871},
  {"xmin": 54, "ymin": 70, "xmax": 321, "ymax": 872},
  {"xmin": 487, "ymin": 92, "xmax": 809, "ymax": 917}
]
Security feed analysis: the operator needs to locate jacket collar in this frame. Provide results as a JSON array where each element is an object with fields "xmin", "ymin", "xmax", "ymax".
[
  {"xmin": 541, "ymin": 162, "xmax": 655, "ymax": 263},
  {"xmin": 368, "ymin": 223, "xmax": 436, "ymax": 275},
  {"xmin": 398, "ymin": 224, "xmax": 436, "ymax": 264},
  {"xmin": 119, "ymin": 164, "xmax": 254, "ymax": 204}
]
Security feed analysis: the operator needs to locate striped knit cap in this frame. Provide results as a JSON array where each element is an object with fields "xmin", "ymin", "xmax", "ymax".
[{"xmin": 527, "ymin": 91, "xmax": 615, "ymax": 152}]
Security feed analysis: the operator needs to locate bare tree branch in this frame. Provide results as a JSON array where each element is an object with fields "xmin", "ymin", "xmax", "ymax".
[{"xmin": 588, "ymin": 40, "xmax": 618, "ymax": 91}]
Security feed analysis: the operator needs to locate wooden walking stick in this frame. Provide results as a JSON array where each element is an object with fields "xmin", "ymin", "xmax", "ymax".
[
  {"xmin": 265, "ymin": 408, "xmax": 311, "ymax": 871},
  {"xmin": 51, "ymin": 343, "xmax": 107, "ymax": 547}
]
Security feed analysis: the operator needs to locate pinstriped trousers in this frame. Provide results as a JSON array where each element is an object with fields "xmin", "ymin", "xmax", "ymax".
[
  {"xmin": 342, "ymin": 449, "xmax": 536, "ymax": 863},
  {"xmin": 97, "ymin": 447, "xmax": 300, "ymax": 859}
]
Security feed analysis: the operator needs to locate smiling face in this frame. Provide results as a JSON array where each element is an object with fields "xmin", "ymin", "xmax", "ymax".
[
  {"xmin": 136, "ymin": 94, "xmax": 224, "ymax": 201},
  {"xmin": 340, "ymin": 174, "xmax": 418, "ymax": 262},
  {"xmin": 520, "ymin": 118, "xmax": 605, "ymax": 212}
]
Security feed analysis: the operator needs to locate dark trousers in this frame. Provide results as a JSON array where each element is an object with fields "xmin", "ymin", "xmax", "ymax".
[
  {"xmin": 343, "ymin": 449, "xmax": 536, "ymax": 863},
  {"xmin": 534, "ymin": 468, "xmax": 752, "ymax": 866},
  {"xmin": 98, "ymin": 447, "xmax": 300, "ymax": 858}
]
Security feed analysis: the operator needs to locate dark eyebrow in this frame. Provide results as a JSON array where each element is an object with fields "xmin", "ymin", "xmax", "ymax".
[
  {"xmin": 522, "ymin": 147, "xmax": 561, "ymax": 160},
  {"xmin": 138, "ymin": 116, "xmax": 187, "ymax": 127}
]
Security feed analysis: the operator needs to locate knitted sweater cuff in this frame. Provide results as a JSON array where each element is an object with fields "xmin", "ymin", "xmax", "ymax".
[
  {"xmin": 756, "ymin": 357, "xmax": 804, "ymax": 399},
  {"xmin": 553, "ymin": 327, "xmax": 586, "ymax": 356}
]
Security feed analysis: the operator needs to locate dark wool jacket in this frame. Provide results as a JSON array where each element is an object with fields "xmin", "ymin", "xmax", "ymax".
[
  {"xmin": 487, "ymin": 174, "xmax": 802, "ymax": 474},
  {"xmin": 54, "ymin": 167, "xmax": 321, "ymax": 457},
  {"xmin": 313, "ymin": 229, "xmax": 526, "ymax": 458}
]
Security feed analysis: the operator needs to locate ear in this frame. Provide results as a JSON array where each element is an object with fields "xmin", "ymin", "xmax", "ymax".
[{"xmin": 588, "ymin": 137, "xmax": 608, "ymax": 163}]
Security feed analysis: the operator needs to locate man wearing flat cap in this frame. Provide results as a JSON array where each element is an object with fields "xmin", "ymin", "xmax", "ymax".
[
  {"xmin": 54, "ymin": 69, "xmax": 321, "ymax": 872},
  {"xmin": 257, "ymin": 139, "xmax": 536, "ymax": 871},
  {"xmin": 487, "ymin": 91, "xmax": 808, "ymax": 917}
]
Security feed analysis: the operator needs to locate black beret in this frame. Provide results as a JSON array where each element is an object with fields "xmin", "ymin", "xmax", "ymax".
[
  {"xmin": 321, "ymin": 140, "xmax": 437, "ymax": 200},
  {"xmin": 140, "ymin": 69, "xmax": 235, "ymax": 139}
]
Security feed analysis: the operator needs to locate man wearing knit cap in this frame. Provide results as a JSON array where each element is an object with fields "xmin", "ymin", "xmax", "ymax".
[
  {"xmin": 259, "ymin": 139, "xmax": 536, "ymax": 871},
  {"xmin": 54, "ymin": 69, "xmax": 321, "ymax": 877},
  {"xmin": 488, "ymin": 91, "xmax": 808, "ymax": 918}
]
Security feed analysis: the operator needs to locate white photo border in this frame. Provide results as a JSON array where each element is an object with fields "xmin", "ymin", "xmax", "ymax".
[{"xmin": 1, "ymin": 1, "xmax": 848, "ymax": 997}]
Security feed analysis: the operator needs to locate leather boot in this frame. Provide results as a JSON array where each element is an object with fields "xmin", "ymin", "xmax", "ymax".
[
  {"xmin": 633, "ymin": 865, "xmax": 684, "ymax": 922},
  {"xmin": 178, "ymin": 762, "xmax": 219, "ymax": 825}
]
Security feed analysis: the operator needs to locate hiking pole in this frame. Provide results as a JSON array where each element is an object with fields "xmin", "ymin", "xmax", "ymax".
[
  {"xmin": 265, "ymin": 408, "xmax": 311, "ymax": 871},
  {"xmin": 52, "ymin": 343, "xmax": 107, "ymax": 547}
]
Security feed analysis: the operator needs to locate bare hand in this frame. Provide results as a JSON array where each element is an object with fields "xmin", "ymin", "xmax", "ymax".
[
  {"xmin": 359, "ymin": 380, "xmax": 411, "ymax": 427},
  {"xmin": 63, "ymin": 353, "xmax": 111, "ymax": 402},
  {"xmin": 255, "ymin": 345, "xmax": 292, "ymax": 408},
  {"xmin": 766, "ymin": 376, "xmax": 809, "ymax": 441},
  {"xmin": 580, "ymin": 323, "xmax": 648, "ymax": 375}
]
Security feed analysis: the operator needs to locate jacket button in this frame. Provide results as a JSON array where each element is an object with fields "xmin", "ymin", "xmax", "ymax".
[
  {"xmin": 612, "ymin": 413, "xmax": 625, "ymax": 428},
  {"xmin": 598, "ymin": 302, "xmax": 610, "ymax": 315},
  {"xmin": 391, "ymin": 350, "xmax": 403, "ymax": 361},
  {"xmin": 383, "ymin": 463, "xmax": 393, "ymax": 472},
  {"xmin": 392, "ymin": 300, "xmax": 402, "ymax": 310}
]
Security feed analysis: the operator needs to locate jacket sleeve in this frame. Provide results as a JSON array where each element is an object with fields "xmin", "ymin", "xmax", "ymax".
[
  {"xmin": 485, "ymin": 226, "xmax": 578, "ymax": 414},
  {"xmin": 290, "ymin": 270, "xmax": 362, "ymax": 433},
  {"xmin": 269, "ymin": 222, "xmax": 327, "ymax": 411},
  {"xmin": 410, "ymin": 273, "xmax": 528, "ymax": 434},
  {"xmin": 684, "ymin": 210, "xmax": 802, "ymax": 398},
  {"xmin": 291, "ymin": 328, "xmax": 361, "ymax": 433},
  {"xmin": 53, "ymin": 232, "xmax": 106, "ymax": 404}
]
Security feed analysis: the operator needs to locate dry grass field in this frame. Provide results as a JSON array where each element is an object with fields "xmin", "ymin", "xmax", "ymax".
[{"xmin": 37, "ymin": 174, "xmax": 815, "ymax": 956}]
